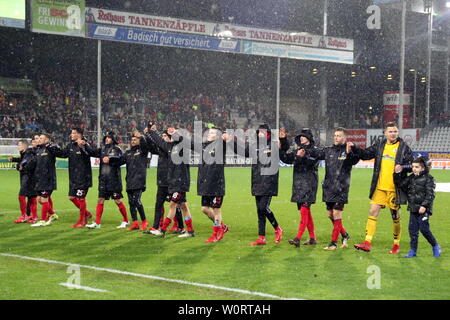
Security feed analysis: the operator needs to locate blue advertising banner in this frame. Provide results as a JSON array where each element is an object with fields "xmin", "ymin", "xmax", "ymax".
[
  {"xmin": 242, "ymin": 40, "xmax": 353, "ymax": 64},
  {"xmin": 87, "ymin": 23, "xmax": 240, "ymax": 53}
]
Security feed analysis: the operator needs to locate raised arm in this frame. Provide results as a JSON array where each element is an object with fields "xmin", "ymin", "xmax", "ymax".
[
  {"xmin": 146, "ymin": 130, "xmax": 172, "ymax": 153},
  {"xmin": 52, "ymin": 143, "xmax": 70, "ymax": 158},
  {"xmin": 279, "ymin": 137, "xmax": 296, "ymax": 164},
  {"xmin": 47, "ymin": 143, "xmax": 67, "ymax": 158},
  {"xmin": 105, "ymin": 146, "xmax": 123, "ymax": 166},
  {"xmin": 310, "ymin": 146, "xmax": 325, "ymax": 161},
  {"xmin": 144, "ymin": 133, "xmax": 163, "ymax": 156},
  {"xmin": 353, "ymin": 143, "xmax": 378, "ymax": 161},
  {"xmin": 81, "ymin": 142, "xmax": 102, "ymax": 158},
  {"xmin": 109, "ymin": 152, "xmax": 127, "ymax": 166},
  {"xmin": 344, "ymin": 143, "xmax": 361, "ymax": 166}
]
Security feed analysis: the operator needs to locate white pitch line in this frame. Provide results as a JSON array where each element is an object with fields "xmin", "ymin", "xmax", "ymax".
[
  {"xmin": 0, "ymin": 253, "xmax": 302, "ymax": 300},
  {"xmin": 59, "ymin": 282, "xmax": 108, "ymax": 293},
  {"xmin": 436, "ymin": 183, "xmax": 450, "ymax": 192}
]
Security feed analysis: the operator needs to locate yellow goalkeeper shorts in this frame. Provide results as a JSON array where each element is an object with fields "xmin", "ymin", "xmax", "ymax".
[{"xmin": 370, "ymin": 189, "xmax": 400, "ymax": 211}]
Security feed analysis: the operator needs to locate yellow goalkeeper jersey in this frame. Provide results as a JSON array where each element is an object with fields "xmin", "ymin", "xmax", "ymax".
[{"xmin": 377, "ymin": 141, "xmax": 400, "ymax": 191}]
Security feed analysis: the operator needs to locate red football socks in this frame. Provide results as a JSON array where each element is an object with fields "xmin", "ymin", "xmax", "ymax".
[
  {"xmin": 18, "ymin": 196, "xmax": 27, "ymax": 217},
  {"xmin": 78, "ymin": 198, "xmax": 87, "ymax": 221},
  {"xmin": 70, "ymin": 198, "xmax": 81, "ymax": 208},
  {"xmin": 332, "ymin": 219, "xmax": 343, "ymax": 242},
  {"xmin": 29, "ymin": 197, "xmax": 37, "ymax": 220},
  {"xmin": 95, "ymin": 203, "xmax": 104, "ymax": 224},
  {"xmin": 307, "ymin": 210, "xmax": 316, "ymax": 239},
  {"xmin": 296, "ymin": 207, "xmax": 309, "ymax": 240},
  {"xmin": 48, "ymin": 197, "xmax": 55, "ymax": 215},
  {"xmin": 161, "ymin": 217, "xmax": 172, "ymax": 231},
  {"xmin": 41, "ymin": 201, "xmax": 50, "ymax": 221},
  {"xmin": 340, "ymin": 225, "xmax": 347, "ymax": 236},
  {"xmin": 70, "ymin": 198, "xmax": 84, "ymax": 221},
  {"xmin": 116, "ymin": 202, "xmax": 128, "ymax": 222},
  {"xmin": 185, "ymin": 217, "xmax": 194, "ymax": 232}
]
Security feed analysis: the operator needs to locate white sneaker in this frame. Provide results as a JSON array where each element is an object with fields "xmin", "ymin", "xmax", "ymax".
[
  {"xmin": 340, "ymin": 233, "xmax": 350, "ymax": 249},
  {"xmin": 43, "ymin": 220, "xmax": 53, "ymax": 226},
  {"xmin": 150, "ymin": 229, "xmax": 165, "ymax": 237},
  {"xmin": 178, "ymin": 230, "xmax": 195, "ymax": 238},
  {"xmin": 49, "ymin": 214, "xmax": 58, "ymax": 222},
  {"xmin": 31, "ymin": 220, "xmax": 47, "ymax": 227},
  {"xmin": 116, "ymin": 221, "xmax": 130, "ymax": 229},
  {"xmin": 86, "ymin": 222, "xmax": 101, "ymax": 229}
]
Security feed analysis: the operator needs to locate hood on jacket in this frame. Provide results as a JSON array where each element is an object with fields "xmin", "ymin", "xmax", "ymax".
[
  {"xmin": 256, "ymin": 123, "xmax": 271, "ymax": 141},
  {"xmin": 103, "ymin": 131, "xmax": 119, "ymax": 145},
  {"xmin": 295, "ymin": 128, "xmax": 315, "ymax": 146}
]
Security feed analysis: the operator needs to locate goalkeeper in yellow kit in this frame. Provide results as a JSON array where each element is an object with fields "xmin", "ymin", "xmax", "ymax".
[{"xmin": 353, "ymin": 122, "xmax": 413, "ymax": 254}]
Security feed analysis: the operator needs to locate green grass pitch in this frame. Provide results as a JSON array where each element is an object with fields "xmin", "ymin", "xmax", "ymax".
[{"xmin": 0, "ymin": 167, "xmax": 449, "ymax": 300}]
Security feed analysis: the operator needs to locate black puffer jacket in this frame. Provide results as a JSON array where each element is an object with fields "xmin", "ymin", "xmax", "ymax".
[
  {"xmin": 154, "ymin": 147, "xmax": 170, "ymax": 187},
  {"xmin": 12, "ymin": 148, "xmax": 37, "ymax": 196},
  {"xmin": 235, "ymin": 131, "xmax": 279, "ymax": 196},
  {"xmin": 395, "ymin": 169, "xmax": 435, "ymax": 215},
  {"xmin": 58, "ymin": 140, "xmax": 93, "ymax": 190},
  {"xmin": 146, "ymin": 130, "xmax": 190, "ymax": 194},
  {"xmin": 279, "ymin": 136, "xmax": 319, "ymax": 203},
  {"xmin": 145, "ymin": 134, "xmax": 169, "ymax": 187},
  {"xmin": 314, "ymin": 144, "xmax": 360, "ymax": 203},
  {"xmin": 34, "ymin": 143, "xmax": 62, "ymax": 191},
  {"xmin": 196, "ymin": 139, "xmax": 229, "ymax": 197},
  {"xmin": 355, "ymin": 137, "xmax": 413, "ymax": 204},
  {"xmin": 117, "ymin": 137, "xmax": 150, "ymax": 191},
  {"xmin": 84, "ymin": 143, "xmax": 123, "ymax": 192}
]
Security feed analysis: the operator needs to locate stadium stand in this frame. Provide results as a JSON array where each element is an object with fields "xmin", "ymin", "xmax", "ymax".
[
  {"xmin": 414, "ymin": 125, "xmax": 450, "ymax": 152},
  {"xmin": 1, "ymin": 81, "xmax": 302, "ymax": 145}
]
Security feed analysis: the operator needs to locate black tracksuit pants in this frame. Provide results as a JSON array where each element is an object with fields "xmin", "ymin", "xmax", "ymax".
[
  {"xmin": 127, "ymin": 189, "xmax": 146, "ymax": 221},
  {"xmin": 408, "ymin": 212, "xmax": 437, "ymax": 251},
  {"xmin": 255, "ymin": 195, "xmax": 279, "ymax": 236}
]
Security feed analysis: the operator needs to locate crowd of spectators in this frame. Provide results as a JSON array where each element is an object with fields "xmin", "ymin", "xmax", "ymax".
[
  {"xmin": 0, "ymin": 81, "xmax": 88, "ymax": 143},
  {"xmin": 357, "ymin": 113, "xmax": 382, "ymax": 129},
  {"xmin": 1, "ymin": 80, "xmax": 295, "ymax": 146}
]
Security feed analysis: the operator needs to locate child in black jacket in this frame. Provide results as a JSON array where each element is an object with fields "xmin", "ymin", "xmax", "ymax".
[{"xmin": 395, "ymin": 157, "xmax": 440, "ymax": 258}]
